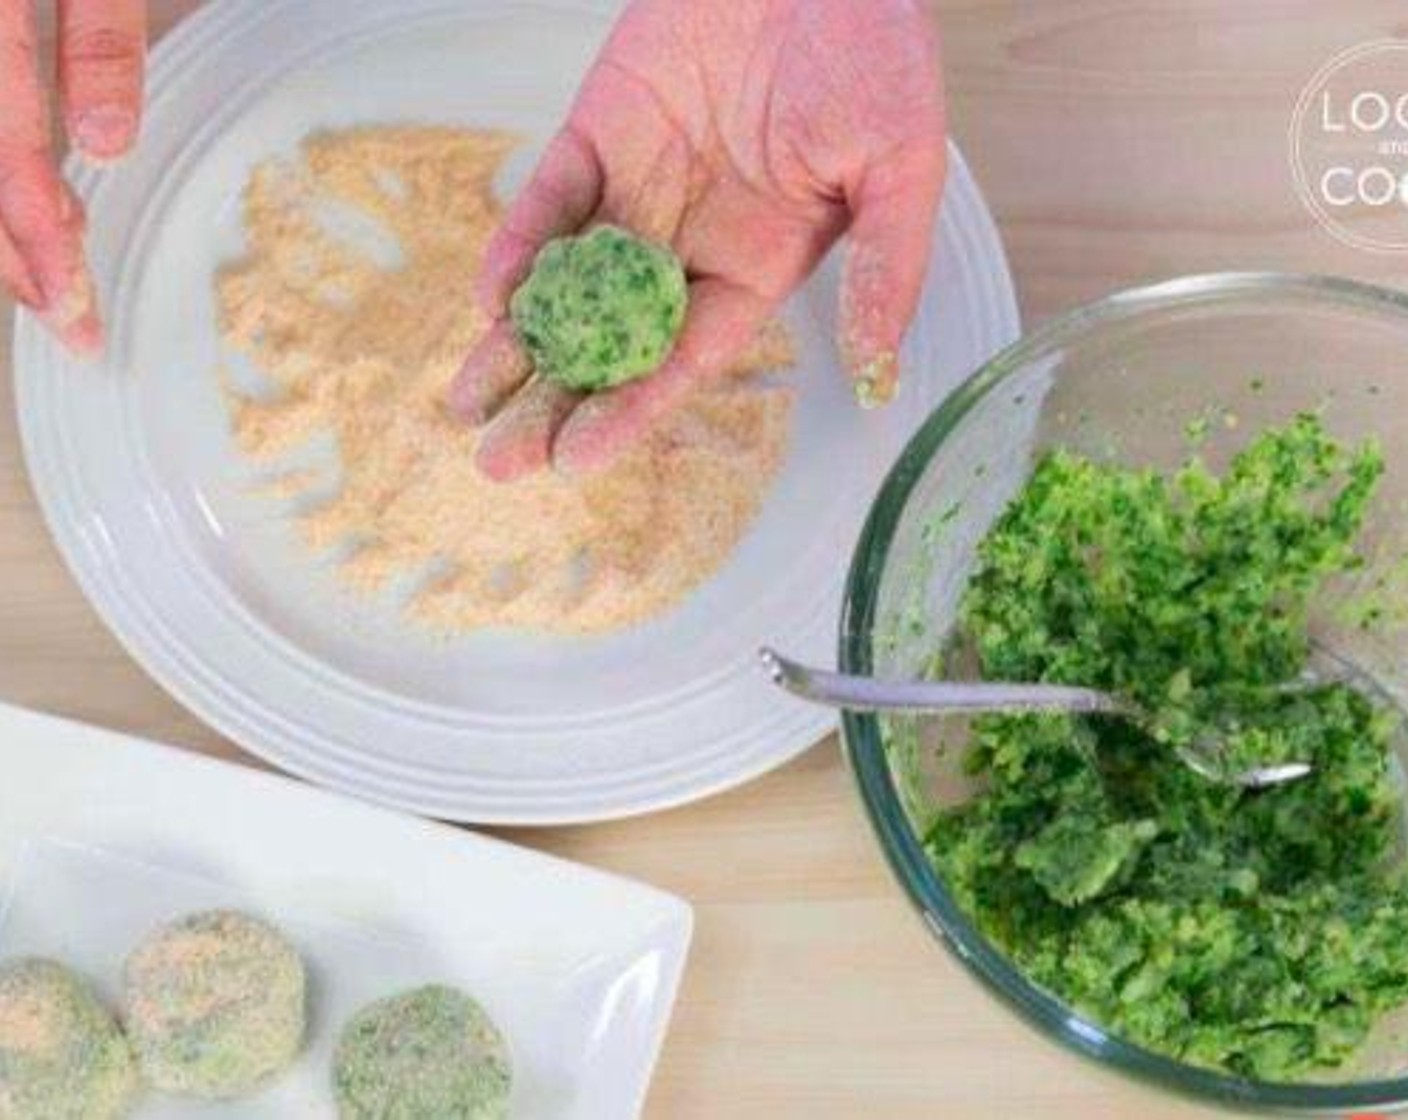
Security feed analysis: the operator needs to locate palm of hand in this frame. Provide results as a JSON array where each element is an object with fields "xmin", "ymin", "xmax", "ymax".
[{"xmin": 453, "ymin": 0, "xmax": 946, "ymax": 479}]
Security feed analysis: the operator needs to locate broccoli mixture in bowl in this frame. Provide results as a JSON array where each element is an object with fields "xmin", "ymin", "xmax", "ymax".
[{"xmin": 921, "ymin": 414, "xmax": 1408, "ymax": 1080}]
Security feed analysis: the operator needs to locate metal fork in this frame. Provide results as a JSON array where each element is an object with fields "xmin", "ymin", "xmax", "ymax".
[{"xmin": 759, "ymin": 648, "xmax": 1314, "ymax": 790}]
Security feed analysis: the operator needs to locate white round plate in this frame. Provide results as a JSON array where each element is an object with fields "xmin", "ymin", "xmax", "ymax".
[{"xmin": 16, "ymin": 0, "xmax": 1019, "ymax": 824}]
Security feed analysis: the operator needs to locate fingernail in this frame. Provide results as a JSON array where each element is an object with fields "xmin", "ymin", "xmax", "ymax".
[
  {"xmin": 41, "ymin": 269, "xmax": 104, "ymax": 356},
  {"xmin": 59, "ymin": 311, "xmax": 105, "ymax": 357},
  {"xmin": 43, "ymin": 268, "xmax": 95, "ymax": 328},
  {"xmin": 57, "ymin": 185, "xmax": 87, "ymax": 232},
  {"xmin": 72, "ymin": 106, "xmax": 138, "ymax": 162},
  {"xmin": 853, "ymin": 352, "xmax": 899, "ymax": 410},
  {"xmin": 450, "ymin": 371, "xmax": 501, "ymax": 426},
  {"xmin": 449, "ymin": 381, "xmax": 487, "ymax": 426},
  {"xmin": 552, "ymin": 408, "xmax": 614, "ymax": 478},
  {"xmin": 449, "ymin": 324, "xmax": 530, "ymax": 425}
]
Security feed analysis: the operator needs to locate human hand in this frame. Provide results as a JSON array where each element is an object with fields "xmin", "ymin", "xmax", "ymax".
[
  {"xmin": 1, "ymin": 0, "xmax": 146, "ymax": 353},
  {"xmin": 451, "ymin": 0, "xmax": 946, "ymax": 481}
]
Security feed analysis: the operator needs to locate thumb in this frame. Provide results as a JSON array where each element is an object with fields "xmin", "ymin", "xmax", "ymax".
[
  {"xmin": 838, "ymin": 142, "xmax": 947, "ymax": 408},
  {"xmin": 452, "ymin": 128, "xmax": 602, "ymax": 425}
]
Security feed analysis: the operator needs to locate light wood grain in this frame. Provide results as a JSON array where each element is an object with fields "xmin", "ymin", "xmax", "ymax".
[{"xmin": 6, "ymin": 3, "xmax": 1408, "ymax": 1116}]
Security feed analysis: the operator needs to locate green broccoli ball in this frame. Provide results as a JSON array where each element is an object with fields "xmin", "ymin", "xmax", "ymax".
[
  {"xmin": 509, "ymin": 224, "xmax": 688, "ymax": 392},
  {"xmin": 333, "ymin": 984, "xmax": 511, "ymax": 1120},
  {"xmin": 122, "ymin": 910, "xmax": 306, "ymax": 1098},
  {"xmin": 0, "ymin": 958, "xmax": 138, "ymax": 1120}
]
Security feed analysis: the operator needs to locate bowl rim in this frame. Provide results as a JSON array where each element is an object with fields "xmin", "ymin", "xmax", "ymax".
[{"xmin": 839, "ymin": 270, "xmax": 1408, "ymax": 1111}]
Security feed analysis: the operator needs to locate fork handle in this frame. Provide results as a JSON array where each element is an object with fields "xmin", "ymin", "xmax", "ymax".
[{"xmin": 759, "ymin": 648, "xmax": 1128, "ymax": 717}]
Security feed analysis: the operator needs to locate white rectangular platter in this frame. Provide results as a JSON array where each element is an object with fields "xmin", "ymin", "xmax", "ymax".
[{"xmin": 0, "ymin": 702, "xmax": 691, "ymax": 1118}]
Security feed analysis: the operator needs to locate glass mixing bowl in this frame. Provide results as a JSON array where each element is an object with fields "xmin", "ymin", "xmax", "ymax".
[{"xmin": 841, "ymin": 272, "xmax": 1408, "ymax": 1112}]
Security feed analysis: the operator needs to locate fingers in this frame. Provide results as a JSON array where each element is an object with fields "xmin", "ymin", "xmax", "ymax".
[
  {"xmin": 461, "ymin": 279, "xmax": 772, "ymax": 482},
  {"xmin": 0, "ymin": 159, "xmax": 100, "ymax": 352},
  {"xmin": 43, "ymin": 265, "xmax": 101, "ymax": 352},
  {"xmin": 58, "ymin": 179, "xmax": 85, "ymax": 233},
  {"xmin": 1, "ymin": 128, "xmax": 84, "ymax": 310},
  {"xmin": 448, "ymin": 320, "xmax": 533, "ymax": 425},
  {"xmin": 0, "ymin": 0, "xmax": 48, "ymax": 312},
  {"xmin": 0, "ymin": 0, "xmax": 100, "ymax": 352},
  {"xmin": 838, "ymin": 142, "xmax": 947, "ymax": 408},
  {"xmin": 474, "ymin": 378, "xmax": 582, "ymax": 483},
  {"xmin": 0, "ymin": 160, "xmax": 100, "ymax": 351},
  {"xmin": 553, "ymin": 277, "xmax": 773, "ymax": 476},
  {"xmin": 456, "ymin": 127, "xmax": 604, "ymax": 474},
  {"xmin": 58, "ymin": 0, "xmax": 146, "ymax": 162},
  {"xmin": 0, "ymin": 224, "xmax": 40, "ymax": 307},
  {"xmin": 476, "ymin": 127, "xmax": 602, "ymax": 317}
]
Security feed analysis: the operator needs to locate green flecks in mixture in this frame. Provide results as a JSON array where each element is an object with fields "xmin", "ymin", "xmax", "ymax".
[
  {"xmin": 923, "ymin": 414, "xmax": 1408, "ymax": 1081},
  {"xmin": 853, "ymin": 352, "xmax": 900, "ymax": 410},
  {"xmin": 123, "ymin": 910, "xmax": 306, "ymax": 1099},
  {"xmin": 1336, "ymin": 552, "xmax": 1408, "ymax": 636},
  {"xmin": 509, "ymin": 225, "xmax": 687, "ymax": 392},
  {"xmin": 1015, "ymin": 814, "xmax": 1159, "ymax": 907},
  {"xmin": 0, "ymin": 958, "xmax": 138, "ymax": 1120},
  {"xmin": 333, "ymin": 985, "xmax": 510, "ymax": 1120}
]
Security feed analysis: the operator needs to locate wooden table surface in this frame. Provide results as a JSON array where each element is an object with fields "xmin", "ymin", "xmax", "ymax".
[{"xmin": 6, "ymin": 3, "xmax": 1408, "ymax": 1117}]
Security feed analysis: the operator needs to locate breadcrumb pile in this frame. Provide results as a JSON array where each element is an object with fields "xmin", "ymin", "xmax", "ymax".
[{"xmin": 218, "ymin": 126, "xmax": 794, "ymax": 634}]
